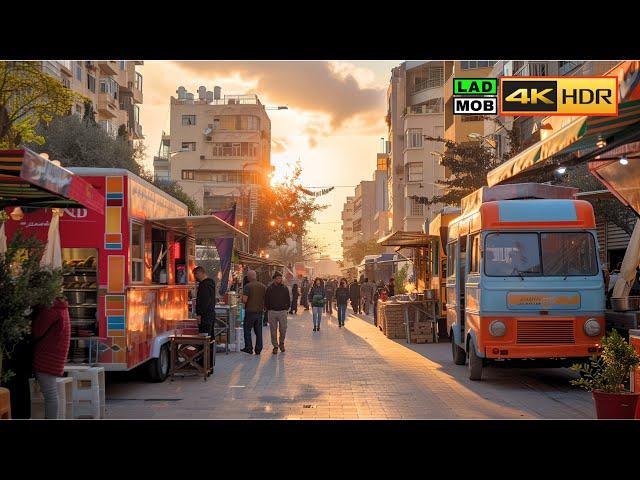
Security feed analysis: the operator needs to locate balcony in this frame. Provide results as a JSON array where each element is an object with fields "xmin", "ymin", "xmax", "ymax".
[
  {"xmin": 98, "ymin": 61, "xmax": 119, "ymax": 76},
  {"xmin": 130, "ymin": 79, "xmax": 143, "ymax": 104},
  {"xmin": 97, "ymin": 93, "xmax": 118, "ymax": 118},
  {"xmin": 513, "ymin": 62, "xmax": 549, "ymax": 77},
  {"xmin": 564, "ymin": 60, "xmax": 621, "ymax": 77},
  {"xmin": 130, "ymin": 123, "xmax": 144, "ymax": 140}
]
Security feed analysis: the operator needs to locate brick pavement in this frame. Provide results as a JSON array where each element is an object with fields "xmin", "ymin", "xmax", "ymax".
[{"xmin": 105, "ymin": 308, "xmax": 594, "ymax": 419}]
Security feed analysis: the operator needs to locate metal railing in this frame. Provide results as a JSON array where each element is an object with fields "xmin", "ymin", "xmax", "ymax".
[
  {"xmin": 513, "ymin": 62, "xmax": 548, "ymax": 76},
  {"xmin": 565, "ymin": 60, "xmax": 621, "ymax": 77},
  {"xmin": 410, "ymin": 77, "xmax": 444, "ymax": 94}
]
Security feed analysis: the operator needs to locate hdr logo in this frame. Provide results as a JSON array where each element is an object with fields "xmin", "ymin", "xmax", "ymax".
[{"xmin": 499, "ymin": 77, "xmax": 618, "ymax": 116}]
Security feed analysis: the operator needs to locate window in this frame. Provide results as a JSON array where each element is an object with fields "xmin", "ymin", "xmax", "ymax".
[
  {"xmin": 231, "ymin": 143, "xmax": 241, "ymax": 156},
  {"xmin": 540, "ymin": 232, "xmax": 598, "ymax": 276},
  {"xmin": 131, "ymin": 222, "xmax": 144, "ymax": 283},
  {"xmin": 484, "ymin": 233, "xmax": 541, "ymax": 276},
  {"xmin": 87, "ymin": 74, "xmax": 96, "ymax": 93},
  {"xmin": 469, "ymin": 234, "xmax": 480, "ymax": 274},
  {"xmin": 181, "ymin": 142, "xmax": 196, "ymax": 151},
  {"xmin": 406, "ymin": 128, "xmax": 423, "ymax": 149},
  {"xmin": 410, "ymin": 197, "xmax": 424, "ymax": 216},
  {"xmin": 182, "ymin": 115, "xmax": 196, "ymax": 126},
  {"xmin": 75, "ymin": 62, "xmax": 82, "ymax": 81},
  {"xmin": 461, "ymin": 115, "xmax": 484, "ymax": 122},
  {"xmin": 100, "ymin": 77, "xmax": 118, "ymax": 99},
  {"xmin": 135, "ymin": 72, "xmax": 143, "ymax": 91},
  {"xmin": 133, "ymin": 104, "xmax": 140, "ymax": 126},
  {"xmin": 460, "ymin": 61, "xmax": 497, "ymax": 70},
  {"xmin": 407, "ymin": 163, "xmax": 423, "ymax": 183},
  {"xmin": 447, "ymin": 242, "xmax": 457, "ymax": 278},
  {"xmin": 181, "ymin": 170, "xmax": 195, "ymax": 180},
  {"xmin": 74, "ymin": 104, "xmax": 82, "ymax": 117},
  {"xmin": 120, "ymin": 60, "xmax": 126, "ymax": 71}
]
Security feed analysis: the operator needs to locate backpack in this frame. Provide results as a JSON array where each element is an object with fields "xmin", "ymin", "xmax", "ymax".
[{"xmin": 312, "ymin": 294, "xmax": 325, "ymax": 307}]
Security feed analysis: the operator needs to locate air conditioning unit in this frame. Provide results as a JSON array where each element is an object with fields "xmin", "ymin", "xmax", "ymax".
[{"xmin": 200, "ymin": 155, "xmax": 205, "ymax": 160}]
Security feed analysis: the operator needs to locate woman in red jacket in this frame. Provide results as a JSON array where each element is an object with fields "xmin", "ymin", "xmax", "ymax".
[{"xmin": 32, "ymin": 297, "xmax": 71, "ymax": 419}]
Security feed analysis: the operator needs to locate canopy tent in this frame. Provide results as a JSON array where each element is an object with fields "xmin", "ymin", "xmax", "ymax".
[
  {"xmin": 487, "ymin": 61, "xmax": 640, "ymax": 186},
  {"xmin": 235, "ymin": 250, "xmax": 284, "ymax": 269},
  {"xmin": 149, "ymin": 214, "xmax": 248, "ymax": 245},
  {"xmin": 377, "ymin": 230, "xmax": 433, "ymax": 247},
  {"xmin": 0, "ymin": 149, "xmax": 104, "ymax": 214}
]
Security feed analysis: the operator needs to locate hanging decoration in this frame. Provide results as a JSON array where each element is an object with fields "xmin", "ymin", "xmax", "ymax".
[{"xmin": 296, "ymin": 185, "xmax": 335, "ymax": 197}]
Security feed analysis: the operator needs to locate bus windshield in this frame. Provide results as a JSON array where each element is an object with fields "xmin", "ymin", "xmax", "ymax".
[{"xmin": 484, "ymin": 232, "xmax": 598, "ymax": 277}]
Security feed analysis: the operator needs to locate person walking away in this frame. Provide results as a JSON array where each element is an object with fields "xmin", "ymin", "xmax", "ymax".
[
  {"xmin": 309, "ymin": 278, "xmax": 326, "ymax": 331},
  {"xmin": 373, "ymin": 280, "xmax": 386, "ymax": 327},
  {"xmin": 241, "ymin": 269, "xmax": 266, "ymax": 355},
  {"xmin": 335, "ymin": 279, "xmax": 350, "ymax": 327},
  {"xmin": 301, "ymin": 277, "xmax": 310, "ymax": 310},
  {"xmin": 264, "ymin": 272, "xmax": 291, "ymax": 354},
  {"xmin": 349, "ymin": 279, "xmax": 361, "ymax": 314},
  {"xmin": 360, "ymin": 277, "xmax": 374, "ymax": 315},
  {"xmin": 325, "ymin": 278, "xmax": 335, "ymax": 315},
  {"xmin": 387, "ymin": 277, "xmax": 396, "ymax": 297},
  {"xmin": 289, "ymin": 283, "xmax": 299, "ymax": 314},
  {"xmin": 32, "ymin": 296, "xmax": 71, "ymax": 419}
]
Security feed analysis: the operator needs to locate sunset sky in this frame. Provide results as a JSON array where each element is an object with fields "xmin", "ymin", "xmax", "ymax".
[{"xmin": 139, "ymin": 61, "xmax": 401, "ymax": 260}]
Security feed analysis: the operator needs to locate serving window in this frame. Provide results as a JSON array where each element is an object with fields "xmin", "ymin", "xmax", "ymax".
[{"xmin": 131, "ymin": 221, "xmax": 144, "ymax": 283}]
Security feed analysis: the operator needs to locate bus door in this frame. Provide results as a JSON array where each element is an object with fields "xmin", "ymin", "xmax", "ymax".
[{"xmin": 446, "ymin": 239, "xmax": 461, "ymax": 341}]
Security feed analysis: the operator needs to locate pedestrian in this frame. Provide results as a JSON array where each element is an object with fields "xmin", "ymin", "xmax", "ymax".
[
  {"xmin": 301, "ymin": 277, "xmax": 310, "ymax": 310},
  {"xmin": 349, "ymin": 278, "xmax": 361, "ymax": 314},
  {"xmin": 194, "ymin": 266, "xmax": 217, "ymax": 337},
  {"xmin": 290, "ymin": 283, "xmax": 299, "ymax": 315},
  {"xmin": 241, "ymin": 269, "xmax": 266, "ymax": 355},
  {"xmin": 387, "ymin": 277, "xmax": 396, "ymax": 297},
  {"xmin": 31, "ymin": 295, "xmax": 71, "ymax": 419},
  {"xmin": 264, "ymin": 271, "xmax": 291, "ymax": 354},
  {"xmin": 335, "ymin": 278, "xmax": 350, "ymax": 328},
  {"xmin": 360, "ymin": 277, "xmax": 375, "ymax": 315},
  {"xmin": 309, "ymin": 277, "xmax": 326, "ymax": 331},
  {"xmin": 373, "ymin": 280, "xmax": 386, "ymax": 326},
  {"xmin": 325, "ymin": 278, "xmax": 335, "ymax": 315}
]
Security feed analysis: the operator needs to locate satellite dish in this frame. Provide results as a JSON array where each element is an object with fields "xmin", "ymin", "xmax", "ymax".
[{"xmin": 203, "ymin": 127, "xmax": 212, "ymax": 135}]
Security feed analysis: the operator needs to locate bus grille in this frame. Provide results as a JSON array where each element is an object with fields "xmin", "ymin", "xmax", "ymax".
[{"xmin": 516, "ymin": 320, "xmax": 575, "ymax": 344}]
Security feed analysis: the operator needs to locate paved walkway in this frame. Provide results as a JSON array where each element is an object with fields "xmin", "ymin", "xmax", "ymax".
[{"xmin": 105, "ymin": 309, "xmax": 594, "ymax": 419}]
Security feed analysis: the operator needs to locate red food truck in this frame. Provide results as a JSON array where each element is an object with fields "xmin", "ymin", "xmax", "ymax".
[{"xmin": 5, "ymin": 167, "xmax": 247, "ymax": 382}]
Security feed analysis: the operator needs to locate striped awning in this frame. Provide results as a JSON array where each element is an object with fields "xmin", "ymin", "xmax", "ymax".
[{"xmin": 0, "ymin": 148, "xmax": 104, "ymax": 213}]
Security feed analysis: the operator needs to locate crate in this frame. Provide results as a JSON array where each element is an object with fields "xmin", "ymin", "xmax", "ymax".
[{"xmin": 64, "ymin": 366, "xmax": 105, "ymax": 419}]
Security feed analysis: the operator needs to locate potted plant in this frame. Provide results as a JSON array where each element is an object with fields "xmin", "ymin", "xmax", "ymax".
[{"xmin": 570, "ymin": 329, "xmax": 640, "ymax": 419}]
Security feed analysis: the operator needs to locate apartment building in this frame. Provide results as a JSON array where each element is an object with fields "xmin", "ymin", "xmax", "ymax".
[
  {"xmin": 353, "ymin": 180, "xmax": 376, "ymax": 243},
  {"xmin": 164, "ymin": 86, "xmax": 272, "ymax": 218},
  {"xmin": 341, "ymin": 196, "xmax": 355, "ymax": 263},
  {"xmin": 386, "ymin": 61, "xmax": 447, "ymax": 233},
  {"xmin": 41, "ymin": 60, "xmax": 144, "ymax": 141},
  {"xmin": 373, "ymin": 152, "xmax": 391, "ymax": 241},
  {"xmin": 153, "ymin": 132, "xmax": 171, "ymax": 182}
]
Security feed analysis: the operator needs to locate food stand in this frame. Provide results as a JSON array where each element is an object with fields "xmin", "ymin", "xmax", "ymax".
[{"xmin": 5, "ymin": 165, "xmax": 246, "ymax": 382}]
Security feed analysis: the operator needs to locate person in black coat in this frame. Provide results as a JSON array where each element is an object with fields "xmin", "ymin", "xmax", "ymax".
[
  {"xmin": 289, "ymin": 283, "xmax": 299, "ymax": 314},
  {"xmin": 193, "ymin": 266, "xmax": 216, "ymax": 347},
  {"xmin": 349, "ymin": 279, "xmax": 361, "ymax": 314}
]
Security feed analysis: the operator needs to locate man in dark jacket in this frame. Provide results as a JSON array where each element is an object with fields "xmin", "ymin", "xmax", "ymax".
[
  {"xmin": 264, "ymin": 271, "xmax": 291, "ymax": 354},
  {"xmin": 194, "ymin": 266, "xmax": 216, "ymax": 336},
  {"xmin": 349, "ymin": 279, "xmax": 361, "ymax": 314}
]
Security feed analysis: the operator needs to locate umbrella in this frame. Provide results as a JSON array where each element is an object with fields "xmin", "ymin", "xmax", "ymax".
[{"xmin": 40, "ymin": 208, "xmax": 63, "ymax": 268}]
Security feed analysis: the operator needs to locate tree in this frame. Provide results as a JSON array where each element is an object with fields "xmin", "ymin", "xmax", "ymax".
[
  {"xmin": 249, "ymin": 163, "xmax": 327, "ymax": 252},
  {"xmin": 268, "ymin": 236, "xmax": 328, "ymax": 267},
  {"xmin": 344, "ymin": 238, "xmax": 384, "ymax": 265},
  {"xmin": 0, "ymin": 61, "xmax": 82, "ymax": 148},
  {"xmin": 414, "ymin": 117, "xmax": 525, "ymax": 207}
]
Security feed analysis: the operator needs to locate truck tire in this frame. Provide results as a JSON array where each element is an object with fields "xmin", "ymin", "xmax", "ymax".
[
  {"xmin": 148, "ymin": 343, "xmax": 170, "ymax": 382},
  {"xmin": 468, "ymin": 337, "xmax": 483, "ymax": 381},
  {"xmin": 451, "ymin": 332, "xmax": 466, "ymax": 365}
]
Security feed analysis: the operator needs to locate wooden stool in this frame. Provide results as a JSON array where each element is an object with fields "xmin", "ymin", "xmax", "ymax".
[
  {"xmin": 169, "ymin": 334, "xmax": 214, "ymax": 381},
  {"xmin": 0, "ymin": 387, "xmax": 11, "ymax": 419}
]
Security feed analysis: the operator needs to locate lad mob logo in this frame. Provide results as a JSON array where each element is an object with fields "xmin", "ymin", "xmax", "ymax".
[
  {"xmin": 499, "ymin": 77, "xmax": 618, "ymax": 116},
  {"xmin": 452, "ymin": 78, "xmax": 498, "ymax": 115}
]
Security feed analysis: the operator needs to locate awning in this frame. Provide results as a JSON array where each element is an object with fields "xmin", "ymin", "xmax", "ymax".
[
  {"xmin": 149, "ymin": 214, "xmax": 248, "ymax": 242},
  {"xmin": 377, "ymin": 230, "xmax": 433, "ymax": 247},
  {"xmin": 487, "ymin": 61, "xmax": 640, "ymax": 186},
  {"xmin": 235, "ymin": 251, "xmax": 284, "ymax": 269},
  {"xmin": 589, "ymin": 159, "xmax": 640, "ymax": 216},
  {"xmin": 0, "ymin": 148, "xmax": 104, "ymax": 213}
]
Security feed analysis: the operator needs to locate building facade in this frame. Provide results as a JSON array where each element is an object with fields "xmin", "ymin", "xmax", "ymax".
[
  {"xmin": 353, "ymin": 180, "xmax": 376, "ymax": 243},
  {"xmin": 374, "ymin": 152, "xmax": 391, "ymax": 241},
  {"xmin": 341, "ymin": 196, "xmax": 355, "ymax": 264},
  {"xmin": 41, "ymin": 60, "xmax": 144, "ymax": 141},
  {"xmin": 163, "ymin": 86, "xmax": 272, "ymax": 219},
  {"xmin": 386, "ymin": 61, "xmax": 447, "ymax": 233}
]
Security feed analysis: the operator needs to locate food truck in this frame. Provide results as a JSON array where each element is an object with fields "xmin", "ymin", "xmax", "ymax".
[
  {"xmin": 5, "ymin": 167, "xmax": 246, "ymax": 382},
  {"xmin": 445, "ymin": 183, "xmax": 605, "ymax": 380}
]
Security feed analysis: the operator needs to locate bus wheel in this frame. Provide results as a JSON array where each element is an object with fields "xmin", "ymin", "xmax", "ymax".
[
  {"xmin": 451, "ymin": 333, "xmax": 466, "ymax": 365},
  {"xmin": 468, "ymin": 338, "xmax": 483, "ymax": 381},
  {"xmin": 148, "ymin": 343, "xmax": 170, "ymax": 382}
]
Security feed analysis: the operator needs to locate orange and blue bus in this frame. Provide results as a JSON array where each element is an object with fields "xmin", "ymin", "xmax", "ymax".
[{"xmin": 444, "ymin": 184, "xmax": 605, "ymax": 380}]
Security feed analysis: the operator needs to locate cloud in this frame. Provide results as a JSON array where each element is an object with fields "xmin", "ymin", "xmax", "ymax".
[{"xmin": 171, "ymin": 61, "xmax": 386, "ymax": 130}]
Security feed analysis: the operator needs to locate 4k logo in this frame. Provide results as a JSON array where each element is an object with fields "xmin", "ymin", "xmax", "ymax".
[{"xmin": 499, "ymin": 77, "xmax": 618, "ymax": 116}]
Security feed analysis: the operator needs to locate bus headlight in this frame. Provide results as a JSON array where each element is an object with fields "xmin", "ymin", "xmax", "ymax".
[
  {"xmin": 583, "ymin": 318, "xmax": 601, "ymax": 337},
  {"xmin": 489, "ymin": 320, "xmax": 506, "ymax": 337}
]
